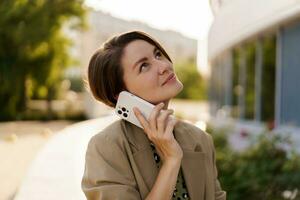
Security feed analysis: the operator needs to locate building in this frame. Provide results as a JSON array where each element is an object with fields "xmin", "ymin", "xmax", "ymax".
[{"xmin": 208, "ymin": 0, "xmax": 300, "ymax": 128}]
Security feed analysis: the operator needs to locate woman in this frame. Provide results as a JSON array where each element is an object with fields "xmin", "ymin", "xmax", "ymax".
[{"xmin": 82, "ymin": 31, "xmax": 226, "ymax": 200}]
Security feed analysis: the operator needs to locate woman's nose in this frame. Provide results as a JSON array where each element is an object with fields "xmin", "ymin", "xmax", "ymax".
[{"xmin": 157, "ymin": 60, "xmax": 170, "ymax": 74}]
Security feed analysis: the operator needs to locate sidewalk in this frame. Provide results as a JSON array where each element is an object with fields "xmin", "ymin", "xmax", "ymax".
[{"xmin": 14, "ymin": 115, "xmax": 118, "ymax": 200}]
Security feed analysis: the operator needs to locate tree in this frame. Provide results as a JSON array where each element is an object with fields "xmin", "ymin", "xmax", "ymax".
[
  {"xmin": 175, "ymin": 58, "xmax": 207, "ymax": 100},
  {"xmin": 0, "ymin": 0, "xmax": 86, "ymax": 120}
]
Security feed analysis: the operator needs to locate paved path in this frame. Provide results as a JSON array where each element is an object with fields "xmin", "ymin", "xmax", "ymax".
[
  {"xmin": 14, "ymin": 115, "xmax": 118, "ymax": 200},
  {"xmin": 0, "ymin": 120, "xmax": 73, "ymax": 200}
]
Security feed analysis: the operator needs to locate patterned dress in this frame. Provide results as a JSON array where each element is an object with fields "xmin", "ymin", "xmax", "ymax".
[{"xmin": 150, "ymin": 142, "xmax": 190, "ymax": 200}]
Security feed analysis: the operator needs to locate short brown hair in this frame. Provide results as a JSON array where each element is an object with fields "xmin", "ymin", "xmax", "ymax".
[{"xmin": 86, "ymin": 30, "xmax": 172, "ymax": 108}]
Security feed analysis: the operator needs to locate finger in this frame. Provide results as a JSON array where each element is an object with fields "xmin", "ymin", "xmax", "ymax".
[
  {"xmin": 164, "ymin": 117, "xmax": 178, "ymax": 137},
  {"xmin": 157, "ymin": 109, "xmax": 174, "ymax": 133},
  {"xmin": 149, "ymin": 102, "xmax": 165, "ymax": 130},
  {"xmin": 133, "ymin": 107, "xmax": 150, "ymax": 131}
]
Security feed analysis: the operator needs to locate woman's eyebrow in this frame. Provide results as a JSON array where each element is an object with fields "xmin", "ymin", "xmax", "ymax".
[
  {"xmin": 132, "ymin": 47, "xmax": 158, "ymax": 70},
  {"xmin": 132, "ymin": 57, "xmax": 147, "ymax": 70}
]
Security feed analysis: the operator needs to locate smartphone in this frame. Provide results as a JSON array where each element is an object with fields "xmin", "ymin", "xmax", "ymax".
[
  {"xmin": 115, "ymin": 91, "xmax": 155, "ymax": 129},
  {"xmin": 115, "ymin": 91, "xmax": 175, "ymax": 129}
]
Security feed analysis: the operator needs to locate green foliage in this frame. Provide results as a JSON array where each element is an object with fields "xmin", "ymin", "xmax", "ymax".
[
  {"xmin": 206, "ymin": 123, "xmax": 231, "ymax": 153},
  {"xmin": 23, "ymin": 108, "xmax": 86, "ymax": 121},
  {"xmin": 174, "ymin": 58, "xmax": 207, "ymax": 100},
  {"xmin": 0, "ymin": 0, "xmax": 86, "ymax": 120},
  {"xmin": 208, "ymin": 127, "xmax": 300, "ymax": 200},
  {"xmin": 69, "ymin": 77, "xmax": 83, "ymax": 92},
  {"xmin": 245, "ymin": 42, "xmax": 256, "ymax": 120},
  {"xmin": 261, "ymin": 36, "xmax": 276, "ymax": 122},
  {"xmin": 230, "ymin": 36, "xmax": 276, "ymax": 121},
  {"xmin": 231, "ymin": 48, "xmax": 240, "ymax": 118}
]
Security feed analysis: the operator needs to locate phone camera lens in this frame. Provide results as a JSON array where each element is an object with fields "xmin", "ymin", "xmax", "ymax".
[
  {"xmin": 123, "ymin": 113, "xmax": 128, "ymax": 118},
  {"xmin": 118, "ymin": 110, "xmax": 122, "ymax": 115},
  {"xmin": 122, "ymin": 107, "xmax": 126, "ymax": 112}
]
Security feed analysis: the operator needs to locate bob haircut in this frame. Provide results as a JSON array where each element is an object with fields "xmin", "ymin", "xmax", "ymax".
[{"xmin": 87, "ymin": 30, "xmax": 172, "ymax": 108}]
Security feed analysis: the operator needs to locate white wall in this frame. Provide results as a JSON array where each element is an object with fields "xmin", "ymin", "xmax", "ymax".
[{"xmin": 208, "ymin": 0, "xmax": 300, "ymax": 60}]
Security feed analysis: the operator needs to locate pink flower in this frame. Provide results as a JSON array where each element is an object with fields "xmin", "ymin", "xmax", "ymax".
[{"xmin": 240, "ymin": 129, "xmax": 249, "ymax": 138}]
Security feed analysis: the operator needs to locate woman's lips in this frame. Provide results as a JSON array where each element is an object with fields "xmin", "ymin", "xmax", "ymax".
[{"xmin": 162, "ymin": 73, "xmax": 176, "ymax": 85}]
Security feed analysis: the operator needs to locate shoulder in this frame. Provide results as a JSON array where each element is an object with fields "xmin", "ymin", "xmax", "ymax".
[
  {"xmin": 176, "ymin": 119, "xmax": 215, "ymax": 150},
  {"xmin": 178, "ymin": 119, "xmax": 212, "ymax": 141},
  {"xmin": 87, "ymin": 119, "xmax": 128, "ymax": 152}
]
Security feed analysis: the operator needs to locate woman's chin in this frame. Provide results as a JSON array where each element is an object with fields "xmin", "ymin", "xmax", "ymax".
[
  {"xmin": 162, "ymin": 84, "xmax": 184, "ymax": 103},
  {"xmin": 174, "ymin": 81, "xmax": 184, "ymax": 94},
  {"xmin": 143, "ymin": 82, "xmax": 184, "ymax": 105}
]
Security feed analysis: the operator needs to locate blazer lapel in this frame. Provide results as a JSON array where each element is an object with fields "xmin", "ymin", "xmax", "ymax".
[
  {"xmin": 123, "ymin": 120, "xmax": 207, "ymax": 200},
  {"xmin": 174, "ymin": 121, "xmax": 207, "ymax": 200},
  {"xmin": 122, "ymin": 121, "xmax": 159, "ymax": 193}
]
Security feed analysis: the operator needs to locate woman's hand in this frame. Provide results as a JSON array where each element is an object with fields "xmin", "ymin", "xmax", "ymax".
[{"xmin": 133, "ymin": 102, "xmax": 183, "ymax": 164}]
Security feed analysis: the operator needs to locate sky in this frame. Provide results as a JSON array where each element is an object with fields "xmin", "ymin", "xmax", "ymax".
[{"xmin": 84, "ymin": 0, "xmax": 213, "ymax": 40}]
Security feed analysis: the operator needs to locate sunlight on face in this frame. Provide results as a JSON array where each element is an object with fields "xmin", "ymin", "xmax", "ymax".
[{"xmin": 121, "ymin": 40, "xmax": 183, "ymax": 105}]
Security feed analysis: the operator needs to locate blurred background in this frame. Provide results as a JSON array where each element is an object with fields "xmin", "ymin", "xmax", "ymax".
[{"xmin": 0, "ymin": 0, "xmax": 300, "ymax": 200}]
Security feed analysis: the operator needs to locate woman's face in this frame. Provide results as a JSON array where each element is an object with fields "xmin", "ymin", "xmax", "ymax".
[{"xmin": 121, "ymin": 39, "xmax": 183, "ymax": 105}]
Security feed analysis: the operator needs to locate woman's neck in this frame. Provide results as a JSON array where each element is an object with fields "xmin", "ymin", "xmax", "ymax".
[{"xmin": 162, "ymin": 100, "xmax": 170, "ymax": 110}]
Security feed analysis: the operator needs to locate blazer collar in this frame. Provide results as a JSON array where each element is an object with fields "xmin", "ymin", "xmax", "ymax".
[{"xmin": 122, "ymin": 120, "xmax": 207, "ymax": 200}]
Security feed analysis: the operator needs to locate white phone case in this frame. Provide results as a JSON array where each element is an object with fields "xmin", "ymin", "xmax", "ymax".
[{"xmin": 115, "ymin": 91, "xmax": 155, "ymax": 129}]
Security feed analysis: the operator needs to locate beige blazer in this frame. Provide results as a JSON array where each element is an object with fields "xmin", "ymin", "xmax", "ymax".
[{"xmin": 82, "ymin": 119, "xmax": 226, "ymax": 200}]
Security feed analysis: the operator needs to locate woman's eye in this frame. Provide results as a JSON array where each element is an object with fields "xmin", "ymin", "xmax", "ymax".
[
  {"xmin": 139, "ymin": 63, "xmax": 148, "ymax": 72},
  {"xmin": 155, "ymin": 51, "xmax": 162, "ymax": 59}
]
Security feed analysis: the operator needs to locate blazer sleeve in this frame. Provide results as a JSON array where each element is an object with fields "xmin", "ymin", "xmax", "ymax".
[
  {"xmin": 208, "ymin": 134, "xmax": 227, "ymax": 200},
  {"xmin": 81, "ymin": 133, "xmax": 141, "ymax": 200}
]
